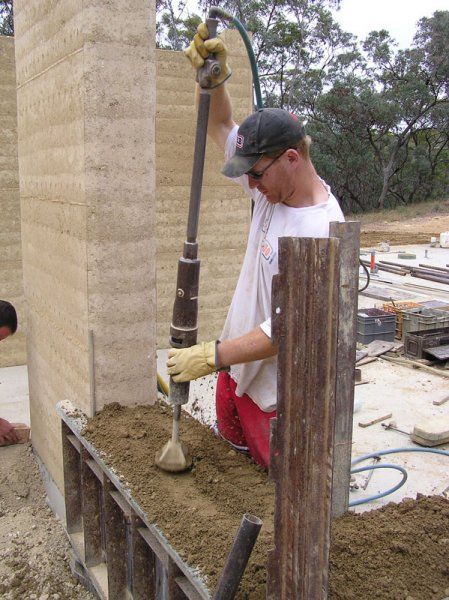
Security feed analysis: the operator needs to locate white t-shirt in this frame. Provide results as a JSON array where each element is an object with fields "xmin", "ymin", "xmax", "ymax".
[{"xmin": 221, "ymin": 125, "xmax": 345, "ymax": 412}]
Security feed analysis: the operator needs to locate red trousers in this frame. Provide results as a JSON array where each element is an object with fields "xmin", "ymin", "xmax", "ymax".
[{"xmin": 215, "ymin": 371, "xmax": 276, "ymax": 469}]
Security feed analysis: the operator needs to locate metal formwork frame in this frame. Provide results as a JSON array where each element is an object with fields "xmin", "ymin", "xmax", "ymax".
[{"xmin": 58, "ymin": 405, "xmax": 210, "ymax": 600}]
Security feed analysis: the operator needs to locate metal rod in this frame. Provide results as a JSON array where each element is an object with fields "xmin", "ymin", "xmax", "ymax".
[
  {"xmin": 186, "ymin": 91, "xmax": 211, "ymax": 245},
  {"xmin": 172, "ymin": 405, "xmax": 181, "ymax": 443},
  {"xmin": 410, "ymin": 267, "xmax": 449, "ymax": 280},
  {"xmin": 213, "ymin": 514, "xmax": 262, "ymax": 600},
  {"xmin": 419, "ymin": 263, "xmax": 449, "ymax": 273},
  {"xmin": 378, "ymin": 260, "xmax": 412, "ymax": 270},
  {"xmin": 360, "ymin": 260, "xmax": 407, "ymax": 275},
  {"xmin": 185, "ymin": 17, "xmax": 218, "ymax": 245},
  {"xmin": 88, "ymin": 329, "xmax": 96, "ymax": 417},
  {"xmin": 410, "ymin": 272, "xmax": 449, "ymax": 285}
]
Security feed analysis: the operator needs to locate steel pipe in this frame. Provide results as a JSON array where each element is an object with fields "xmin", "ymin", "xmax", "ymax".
[
  {"xmin": 378, "ymin": 260, "xmax": 412, "ymax": 271},
  {"xmin": 410, "ymin": 267, "xmax": 449, "ymax": 280},
  {"xmin": 360, "ymin": 260, "xmax": 407, "ymax": 276},
  {"xmin": 410, "ymin": 272, "xmax": 449, "ymax": 285},
  {"xmin": 213, "ymin": 514, "xmax": 263, "ymax": 600},
  {"xmin": 418, "ymin": 263, "xmax": 449, "ymax": 273}
]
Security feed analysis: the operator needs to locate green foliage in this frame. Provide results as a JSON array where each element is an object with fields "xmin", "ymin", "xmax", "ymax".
[
  {"xmin": 0, "ymin": 0, "xmax": 13, "ymax": 36},
  {"xmin": 157, "ymin": 1, "xmax": 449, "ymax": 212}
]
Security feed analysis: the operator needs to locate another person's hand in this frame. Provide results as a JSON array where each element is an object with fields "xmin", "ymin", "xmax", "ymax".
[
  {"xmin": 0, "ymin": 418, "xmax": 18, "ymax": 446},
  {"xmin": 167, "ymin": 341, "xmax": 217, "ymax": 382},
  {"xmin": 184, "ymin": 23, "xmax": 232, "ymax": 88}
]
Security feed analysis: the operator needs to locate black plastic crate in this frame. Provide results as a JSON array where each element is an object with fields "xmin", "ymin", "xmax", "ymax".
[
  {"xmin": 357, "ymin": 308, "xmax": 396, "ymax": 344},
  {"xmin": 404, "ymin": 326, "xmax": 449, "ymax": 359}
]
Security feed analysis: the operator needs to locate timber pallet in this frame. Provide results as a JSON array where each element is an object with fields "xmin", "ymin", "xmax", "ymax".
[{"xmin": 57, "ymin": 401, "xmax": 210, "ymax": 600}]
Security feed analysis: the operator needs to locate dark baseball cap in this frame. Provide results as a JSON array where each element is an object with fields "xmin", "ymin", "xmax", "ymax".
[{"xmin": 221, "ymin": 108, "xmax": 305, "ymax": 178}]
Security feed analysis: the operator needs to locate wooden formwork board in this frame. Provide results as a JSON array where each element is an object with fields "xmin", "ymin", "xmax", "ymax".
[{"xmin": 57, "ymin": 401, "xmax": 210, "ymax": 600}]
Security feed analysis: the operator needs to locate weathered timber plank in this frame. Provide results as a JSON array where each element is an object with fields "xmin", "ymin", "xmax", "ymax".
[
  {"xmin": 267, "ymin": 237, "xmax": 340, "ymax": 600},
  {"xmin": 130, "ymin": 514, "xmax": 156, "ymax": 600},
  {"xmin": 104, "ymin": 480, "xmax": 128, "ymax": 599},
  {"xmin": 329, "ymin": 221, "xmax": 360, "ymax": 517}
]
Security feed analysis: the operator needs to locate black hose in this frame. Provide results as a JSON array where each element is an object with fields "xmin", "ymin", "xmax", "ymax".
[{"xmin": 359, "ymin": 259, "xmax": 370, "ymax": 292}]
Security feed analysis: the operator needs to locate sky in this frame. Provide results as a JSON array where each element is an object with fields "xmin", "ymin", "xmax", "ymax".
[{"xmin": 332, "ymin": 0, "xmax": 449, "ymax": 48}]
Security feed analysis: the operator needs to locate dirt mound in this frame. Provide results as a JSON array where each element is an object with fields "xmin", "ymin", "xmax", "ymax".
[
  {"xmin": 330, "ymin": 495, "xmax": 449, "ymax": 599},
  {"xmin": 360, "ymin": 211, "xmax": 449, "ymax": 248},
  {"xmin": 84, "ymin": 402, "xmax": 449, "ymax": 599},
  {"xmin": 361, "ymin": 231, "xmax": 434, "ymax": 247},
  {"xmin": 0, "ymin": 444, "xmax": 94, "ymax": 600}
]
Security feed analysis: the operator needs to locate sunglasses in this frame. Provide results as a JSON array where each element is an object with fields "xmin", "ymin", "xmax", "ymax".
[{"xmin": 246, "ymin": 150, "xmax": 287, "ymax": 180}]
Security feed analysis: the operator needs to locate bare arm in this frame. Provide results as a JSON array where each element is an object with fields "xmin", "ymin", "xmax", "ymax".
[
  {"xmin": 167, "ymin": 326, "xmax": 277, "ymax": 383},
  {"xmin": 217, "ymin": 326, "xmax": 278, "ymax": 367},
  {"xmin": 196, "ymin": 83, "xmax": 236, "ymax": 151}
]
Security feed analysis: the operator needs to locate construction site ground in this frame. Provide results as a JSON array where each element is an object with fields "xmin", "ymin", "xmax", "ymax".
[
  {"xmin": 355, "ymin": 198, "xmax": 449, "ymax": 248},
  {"xmin": 2, "ymin": 207, "xmax": 449, "ymax": 599}
]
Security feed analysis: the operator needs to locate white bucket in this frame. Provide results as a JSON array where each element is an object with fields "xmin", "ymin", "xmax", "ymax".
[{"xmin": 440, "ymin": 232, "xmax": 449, "ymax": 248}]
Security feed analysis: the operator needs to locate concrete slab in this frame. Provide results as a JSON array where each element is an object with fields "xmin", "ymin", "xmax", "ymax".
[
  {"xmin": 351, "ymin": 358, "xmax": 449, "ymax": 512},
  {"xmin": 0, "ymin": 365, "xmax": 29, "ymax": 425}
]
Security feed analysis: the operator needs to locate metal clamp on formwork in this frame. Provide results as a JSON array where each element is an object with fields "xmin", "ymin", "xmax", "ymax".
[{"xmin": 56, "ymin": 400, "xmax": 262, "ymax": 600}]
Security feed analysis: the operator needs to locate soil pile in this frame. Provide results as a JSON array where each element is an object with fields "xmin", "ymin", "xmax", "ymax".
[
  {"xmin": 84, "ymin": 402, "xmax": 449, "ymax": 599},
  {"xmin": 330, "ymin": 495, "xmax": 449, "ymax": 600},
  {"xmin": 0, "ymin": 444, "xmax": 94, "ymax": 600},
  {"xmin": 84, "ymin": 401, "xmax": 273, "ymax": 597},
  {"xmin": 360, "ymin": 211, "xmax": 449, "ymax": 248}
]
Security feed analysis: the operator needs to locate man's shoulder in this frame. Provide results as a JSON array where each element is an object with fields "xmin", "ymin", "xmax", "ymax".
[{"xmin": 224, "ymin": 124, "xmax": 240, "ymax": 160}]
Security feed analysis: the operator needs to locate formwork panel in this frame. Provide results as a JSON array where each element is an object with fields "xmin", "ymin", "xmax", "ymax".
[{"xmin": 57, "ymin": 401, "xmax": 211, "ymax": 600}]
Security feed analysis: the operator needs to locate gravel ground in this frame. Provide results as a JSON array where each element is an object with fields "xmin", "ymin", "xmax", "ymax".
[{"xmin": 0, "ymin": 443, "xmax": 94, "ymax": 600}]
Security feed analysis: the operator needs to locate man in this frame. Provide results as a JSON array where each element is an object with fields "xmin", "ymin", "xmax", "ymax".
[
  {"xmin": 167, "ymin": 24, "xmax": 344, "ymax": 468},
  {"xmin": 0, "ymin": 300, "xmax": 19, "ymax": 445}
]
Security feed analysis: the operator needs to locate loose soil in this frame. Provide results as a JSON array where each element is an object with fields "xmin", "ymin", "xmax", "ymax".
[
  {"xmin": 84, "ymin": 402, "xmax": 449, "ymax": 600},
  {"xmin": 359, "ymin": 210, "xmax": 449, "ymax": 248},
  {"xmin": 0, "ymin": 443, "xmax": 94, "ymax": 600}
]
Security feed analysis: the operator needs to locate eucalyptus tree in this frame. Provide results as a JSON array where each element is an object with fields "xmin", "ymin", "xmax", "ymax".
[
  {"xmin": 292, "ymin": 11, "xmax": 449, "ymax": 210},
  {"xmin": 0, "ymin": 0, "xmax": 13, "ymax": 36},
  {"xmin": 359, "ymin": 12, "xmax": 449, "ymax": 208}
]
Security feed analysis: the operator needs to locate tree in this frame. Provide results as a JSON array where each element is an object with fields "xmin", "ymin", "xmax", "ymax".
[
  {"xmin": 360, "ymin": 15, "xmax": 449, "ymax": 208},
  {"xmin": 156, "ymin": 0, "xmax": 202, "ymax": 50},
  {"xmin": 288, "ymin": 12, "xmax": 449, "ymax": 210},
  {"xmin": 0, "ymin": 0, "xmax": 13, "ymax": 36}
]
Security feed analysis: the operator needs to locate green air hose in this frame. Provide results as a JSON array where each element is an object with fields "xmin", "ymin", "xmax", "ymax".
[{"xmin": 208, "ymin": 7, "xmax": 263, "ymax": 110}]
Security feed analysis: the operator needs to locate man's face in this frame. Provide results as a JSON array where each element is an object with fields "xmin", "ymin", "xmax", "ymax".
[
  {"xmin": 0, "ymin": 326, "xmax": 12, "ymax": 342},
  {"xmin": 246, "ymin": 149, "xmax": 296, "ymax": 205}
]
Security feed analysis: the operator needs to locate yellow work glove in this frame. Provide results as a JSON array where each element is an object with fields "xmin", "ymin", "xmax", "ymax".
[
  {"xmin": 167, "ymin": 341, "xmax": 217, "ymax": 382},
  {"xmin": 184, "ymin": 22, "xmax": 232, "ymax": 88}
]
